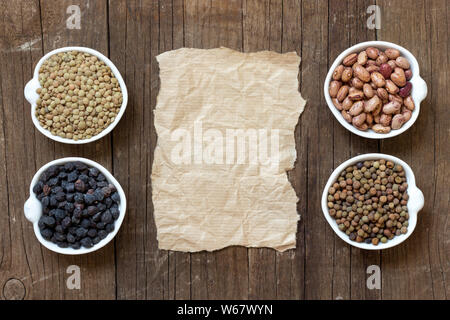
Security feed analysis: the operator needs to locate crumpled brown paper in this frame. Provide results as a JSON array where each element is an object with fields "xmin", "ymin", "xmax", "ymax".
[{"xmin": 152, "ymin": 47, "xmax": 306, "ymax": 252}]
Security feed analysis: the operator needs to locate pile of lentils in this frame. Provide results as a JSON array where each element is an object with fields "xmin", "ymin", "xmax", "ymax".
[
  {"xmin": 327, "ymin": 159, "xmax": 409, "ymax": 245},
  {"xmin": 33, "ymin": 161, "xmax": 121, "ymax": 249},
  {"xmin": 36, "ymin": 51, "xmax": 123, "ymax": 140}
]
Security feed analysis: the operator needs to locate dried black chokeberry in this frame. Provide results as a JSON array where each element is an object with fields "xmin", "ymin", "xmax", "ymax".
[
  {"xmin": 101, "ymin": 210, "xmax": 112, "ymax": 224},
  {"xmin": 76, "ymin": 227, "xmax": 88, "ymax": 238},
  {"xmin": 40, "ymin": 228, "xmax": 53, "ymax": 240},
  {"xmin": 74, "ymin": 179, "xmax": 86, "ymax": 192},
  {"xmin": 88, "ymin": 167, "xmax": 99, "ymax": 177},
  {"xmin": 84, "ymin": 193, "xmax": 96, "ymax": 205},
  {"xmin": 81, "ymin": 219, "xmax": 91, "ymax": 229},
  {"xmin": 87, "ymin": 229, "xmax": 97, "ymax": 238},
  {"xmin": 67, "ymin": 171, "xmax": 78, "ymax": 182},
  {"xmin": 111, "ymin": 192, "xmax": 120, "ymax": 203},
  {"xmin": 80, "ymin": 237, "xmax": 93, "ymax": 248},
  {"xmin": 33, "ymin": 181, "xmax": 44, "ymax": 194}
]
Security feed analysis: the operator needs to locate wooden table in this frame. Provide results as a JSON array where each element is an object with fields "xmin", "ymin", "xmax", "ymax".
[{"xmin": 0, "ymin": 0, "xmax": 448, "ymax": 300}]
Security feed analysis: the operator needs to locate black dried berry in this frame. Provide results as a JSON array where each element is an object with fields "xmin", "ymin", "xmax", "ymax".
[
  {"xmin": 87, "ymin": 205, "xmax": 98, "ymax": 216},
  {"xmin": 67, "ymin": 234, "xmax": 76, "ymax": 243},
  {"xmin": 57, "ymin": 201, "xmax": 67, "ymax": 209},
  {"xmin": 104, "ymin": 197, "xmax": 113, "ymax": 208},
  {"xmin": 54, "ymin": 209, "xmax": 66, "ymax": 221},
  {"xmin": 105, "ymin": 223, "xmax": 115, "ymax": 233},
  {"xmin": 97, "ymin": 181, "xmax": 108, "ymax": 188},
  {"xmin": 67, "ymin": 171, "xmax": 78, "ymax": 182},
  {"xmin": 87, "ymin": 229, "xmax": 97, "ymax": 238},
  {"xmin": 81, "ymin": 219, "xmax": 91, "ymax": 229},
  {"xmin": 33, "ymin": 181, "xmax": 44, "ymax": 194},
  {"xmin": 88, "ymin": 178, "xmax": 97, "ymax": 189},
  {"xmin": 96, "ymin": 222, "xmax": 106, "ymax": 230},
  {"xmin": 71, "ymin": 242, "xmax": 81, "ymax": 249},
  {"xmin": 41, "ymin": 196, "xmax": 50, "ymax": 208},
  {"xmin": 55, "ymin": 232, "xmax": 66, "ymax": 242},
  {"xmin": 71, "ymin": 215, "xmax": 81, "ymax": 225},
  {"xmin": 76, "ymin": 227, "xmax": 88, "ymax": 238},
  {"xmin": 66, "ymin": 193, "xmax": 75, "ymax": 202},
  {"xmin": 58, "ymin": 172, "xmax": 67, "ymax": 180},
  {"xmin": 93, "ymin": 189, "xmax": 104, "ymax": 201},
  {"xmin": 101, "ymin": 210, "xmax": 112, "ymax": 224},
  {"xmin": 111, "ymin": 192, "xmax": 120, "ymax": 203},
  {"xmin": 74, "ymin": 193, "xmax": 84, "ymax": 204},
  {"xmin": 65, "ymin": 202, "xmax": 74, "ymax": 213},
  {"xmin": 88, "ymin": 167, "xmax": 99, "ymax": 177},
  {"xmin": 57, "ymin": 242, "xmax": 69, "ymax": 248},
  {"xmin": 40, "ymin": 228, "xmax": 53, "ymax": 240},
  {"xmin": 74, "ymin": 203, "xmax": 85, "ymax": 211},
  {"xmin": 47, "ymin": 177, "xmax": 59, "ymax": 187},
  {"xmin": 84, "ymin": 193, "xmax": 96, "ymax": 205},
  {"xmin": 61, "ymin": 216, "xmax": 71, "ymax": 229},
  {"xmin": 97, "ymin": 203, "xmax": 106, "ymax": 212},
  {"xmin": 49, "ymin": 196, "xmax": 58, "ymax": 208},
  {"xmin": 68, "ymin": 227, "xmax": 78, "ymax": 235},
  {"xmin": 78, "ymin": 174, "xmax": 89, "ymax": 183},
  {"xmin": 51, "ymin": 186, "xmax": 63, "ymax": 194},
  {"xmin": 108, "ymin": 184, "xmax": 117, "ymax": 193},
  {"xmin": 80, "ymin": 237, "xmax": 93, "ymax": 248},
  {"xmin": 93, "ymin": 237, "xmax": 101, "ymax": 244},
  {"xmin": 64, "ymin": 162, "xmax": 75, "ymax": 172},
  {"xmin": 42, "ymin": 216, "xmax": 56, "ymax": 227},
  {"xmin": 43, "ymin": 184, "xmax": 51, "ymax": 196},
  {"xmin": 101, "ymin": 186, "xmax": 112, "ymax": 197},
  {"xmin": 98, "ymin": 230, "xmax": 108, "ymax": 239},
  {"xmin": 55, "ymin": 225, "xmax": 64, "ymax": 234},
  {"xmin": 111, "ymin": 207, "xmax": 120, "ymax": 220},
  {"xmin": 92, "ymin": 212, "xmax": 102, "ymax": 222},
  {"xmin": 64, "ymin": 183, "xmax": 75, "ymax": 193},
  {"xmin": 38, "ymin": 218, "xmax": 45, "ymax": 230},
  {"xmin": 55, "ymin": 191, "xmax": 65, "ymax": 202},
  {"xmin": 75, "ymin": 162, "xmax": 87, "ymax": 171},
  {"xmin": 97, "ymin": 173, "xmax": 106, "ymax": 182},
  {"xmin": 81, "ymin": 209, "xmax": 89, "ymax": 218}
]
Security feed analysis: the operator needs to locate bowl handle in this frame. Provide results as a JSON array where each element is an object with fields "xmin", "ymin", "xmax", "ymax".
[
  {"xmin": 409, "ymin": 187, "xmax": 425, "ymax": 213},
  {"xmin": 24, "ymin": 78, "xmax": 40, "ymax": 105},
  {"xmin": 415, "ymin": 76, "xmax": 428, "ymax": 103},
  {"xmin": 24, "ymin": 197, "xmax": 42, "ymax": 223}
]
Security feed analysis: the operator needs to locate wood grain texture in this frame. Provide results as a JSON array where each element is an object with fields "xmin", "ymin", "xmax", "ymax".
[{"xmin": 0, "ymin": 0, "xmax": 448, "ymax": 300}]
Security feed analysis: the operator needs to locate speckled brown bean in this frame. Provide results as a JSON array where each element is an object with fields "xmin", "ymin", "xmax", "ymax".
[
  {"xmin": 337, "ymin": 85, "xmax": 350, "ymax": 102},
  {"xmin": 348, "ymin": 88, "xmax": 365, "ymax": 101},
  {"xmin": 380, "ymin": 113, "xmax": 392, "ymax": 126},
  {"xmin": 385, "ymin": 79, "xmax": 399, "ymax": 94},
  {"xmin": 351, "ymin": 77, "xmax": 364, "ymax": 89},
  {"xmin": 395, "ymin": 56, "xmax": 410, "ymax": 69},
  {"xmin": 389, "ymin": 94, "xmax": 403, "ymax": 105},
  {"xmin": 354, "ymin": 122, "xmax": 369, "ymax": 131},
  {"xmin": 391, "ymin": 67, "xmax": 406, "ymax": 87},
  {"xmin": 357, "ymin": 51, "xmax": 368, "ymax": 65},
  {"xmin": 402, "ymin": 108, "xmax": 412, "ymax": 121},
  {"xmin": 349, "ymin": 101, "xmax": 364, "ymax": 116},
  {"xmin": 366, "ymin": 113, "xmax": 374, "ymax": 125},
  {"xmin": 366, "ymin": 65, "xmax": 380, "ymax": 73},
  {"xmin": 364, "ymin": 95, "xmax": 381, "ymax": 113},
  {"xmin": 352, "ymin": 112, "xmax": 366, "ymax": 126},
  {"xmin": 404, "ymin": 95, "xmax": 415, "ymax": 111},
  {"xmin": 391, "ymin": 114, "xmax": 406, "ymax": 129},
  {"xmin": 363, "ymin": 83, "xmax": 374, "ymax": 98},
  {"xmin": 329, "ymin": 80, "xmax": 341, "ymax": 98},
  {"xmin": 332, "ymin": 98, "xmax": 343, "ymax": 110},
  {"xmin": 343, "ymin": 53, "xmax": 358, "ymax": 66},
  {"xmin": 387, "ymin": 60, "xmax": 397, "ymax": 70},
  {"xmin": 371, "ymin": 72, "xmax": 386, "ymax": 87},
  {"xmin": 342, "ymin": 67, "xmax": 353, "ymax": 82},
  {"xmin": 342, "ymin": 97, "xmax": 353, "ymax": 110},
  {"xmin": 372, "ymin": 124, "xmax": 391, "ymax": 133},
  {"xmin": 373, "ymin": 114, "xmax": 381, "ymax": 124},
  {"xmin": 353, "ymin": 64, "xmax": 371, "ymax": 82},
  {"xmin": 366, "ymin": 47, "xmax": 379, "ymax": 59},
  {"xmin": 405, "ymin": 69, "xmax": 413, "ymax": 80},
  {"xmin": 333, "ymin": 65, "xmax": 344, "ymax": 81},
  {"xmin": 385, "ymin": 48, "xmax": 400, "ymax": 59},
  {"xmin": 382, "ymin": 100, "xmax": 402, "ymax": 114},
  {"xmin": 376, "ymin": 52, "xmax": 388, "ymax": 66},
  {"xmin": 377, "ymin": 87, "xmax": 389, "ymax": 101},
  {"xmin": 341, "ymin": 110, "xmax": 352, "ymax": 123}
]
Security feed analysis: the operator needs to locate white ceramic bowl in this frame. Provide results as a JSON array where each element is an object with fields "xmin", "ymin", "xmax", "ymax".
[
  {"xmin": 24, "ymin": 157, "xmax": 127, "ymax": 255},
  {"xmin": 24, "ymin": 47, "xmax": 128, "ymax": 144},
  {"xmin": 324, "ymin": 41, "xmax": 427, "ymax": 139},
  {"xmin": 321, "ymin": 153, "xmax": 424, "ymax": 250}
]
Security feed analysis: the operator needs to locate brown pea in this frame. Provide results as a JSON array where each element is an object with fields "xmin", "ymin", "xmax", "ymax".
[
  {"xmin": 337, "ymin": 85, "xmax": 350, "ymax": 102},
  {"xmin": 363, "ymin": 83, "xmax": 375, "ymax": 98},
  {"xmin": 372, "ymin": 124, "xmax": 391, "ymax": 133},
  {"xmin": 377, "ymin": 87, "xmax": 389, "ymax": 101},
  {"xmin": 395, "ymin": 56, "xmax": 410, "ymax": 69},
  {"xmin": 385, "ymin": 48, "xmax": 400, "ymax": 59},
  {"xmin": 333, "ymin": 65, "xmax": 344, "ymax": 81},
  {"xmin": 371, "ymin": 72, "xmax": 386, "ymax": 88},
  {"xmin": 352, "ymin": 112, "xmax": 366, "ymax": 126},
  {"xmin": 391, "ymin": 114, "xmax": 406, "ymax": 129},
  {"xmin": 342, "ymin": 67, "xmax": 353, "ymax": 82},
  {"xmin": 343, "ymin": 53, "xmax": 358, "ymax": 66},
  {"xmin": 348, "ymin": 88, "xmax": 365, "ymax": 101},
  {"xmin": 376, "ymin": 52, "xmax": 388, "ymax": 66},
  {"xmin": 404, "ymin": 95, "xmax": 415, "ymax": 111},
  {"xmin": 332, "ymin": 98, "xmax": 343, "ymax": 110},
  {"xmin": 391, "ymin": 67, "xmax": 406, "ymax": 87},
  {"xmin": 351, "ymin": 77, "xmax": 364, "ymax": 89},
  {"xmin": 349, "ymin": 101, "xmax": 364, "ymax": 116},
  {"xmin": 341, "ymin": 110, "xmax": 352, "ymax": 123},
  {"xmin": 329, "ymin": 80, "xmax": 342, "ymax": 98},
  {"xmin": 342, "ymin": 97, "xmax": 353, "ymax": 110},
  {"xmin": 366, "ymin": 47, "xmax": 379, "ymax": 59},
  {"xmin": 382, "ymin": 100, "xmax": 402, "ymax": 114},
  {"xmin": 357, "ymin": 51, "xmax": 368, "ymax": 65},
  {"xmin": 380, "ymin": 113, "xmax": 392, "ymax": 126},
  {"xmin": 385, "ymin": 79, "xmax": 399, "ymax": 94},
  {"xmin": 364, "ymin": 95, "xmax": 381, "ymax": 113},
  {"xmin": 353, "ymin": 64, "xmax": 371, "ymax": 82}
]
